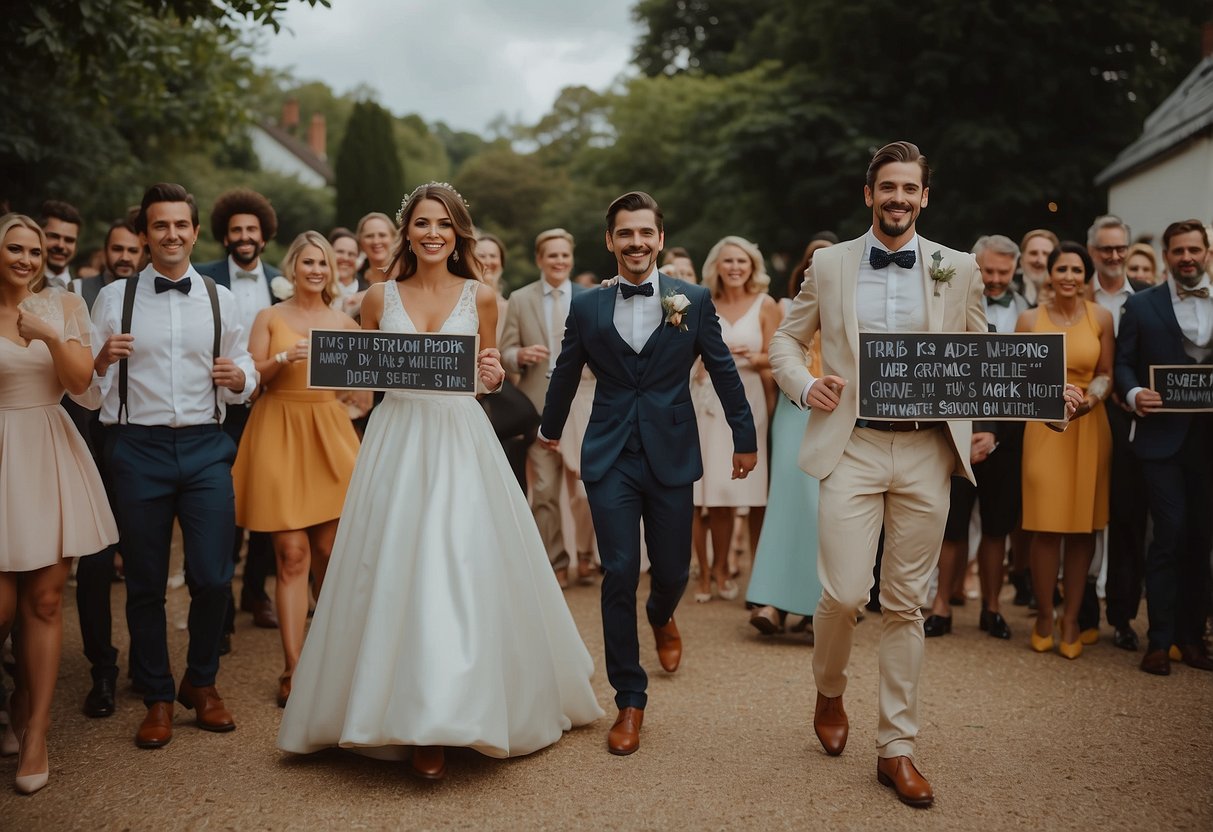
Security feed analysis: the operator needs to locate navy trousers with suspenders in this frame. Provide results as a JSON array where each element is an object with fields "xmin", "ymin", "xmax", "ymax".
[{"xmin": 103, "ymin": 275, "xmax": 238, "ymax": 704}]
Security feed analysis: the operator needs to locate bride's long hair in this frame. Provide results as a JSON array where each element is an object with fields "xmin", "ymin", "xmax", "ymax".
[{"xmin": 389, "ymin": 184, "xmax": 482, "ymax": 282}]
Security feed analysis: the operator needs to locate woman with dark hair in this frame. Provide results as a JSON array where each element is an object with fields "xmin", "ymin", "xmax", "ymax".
[
  {"xmin": 277, "ymin": 185, "xmax": 601, "ymax": 780},
  {"xmin": 745, "ymin": 239, "xmax": 832, "ymax": 636},
  {"xmin": 1017, "ymin": 241, "xmax": 1113, "ymax": 659},
  {"xmin": 328, "ymin": 227, "xmax": 367, "ymax": 314},
  {"xmin": 0, "ymin": 214, "xmax": 118, "ymax": 794},
  {"xmin": 231, "ymin": 232, "xmax": 361, "ymax": 708}
]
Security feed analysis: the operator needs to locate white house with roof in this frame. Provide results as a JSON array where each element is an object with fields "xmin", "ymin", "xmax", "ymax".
[{"xmin": 249, "ymin": 101, "xmax": 334, "ymax": 189}]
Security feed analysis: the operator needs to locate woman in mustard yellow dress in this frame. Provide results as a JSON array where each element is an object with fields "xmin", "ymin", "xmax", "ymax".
[
  {"xmin": 232, "ymin": 231, "xmax": 361, "ymax": 705},
  {"xmin": 1017, "ymin": 242, "xmax": 1113, "ymax": 660}
]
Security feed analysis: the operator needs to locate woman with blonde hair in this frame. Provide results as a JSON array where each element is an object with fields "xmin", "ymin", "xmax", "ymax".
[
  {"xmin": 691, "ymin": 235, "xmax": 780, "ymax": 601},
  {"xmin": 1124, "ymin": 243, "xmax": 1159, "ymax": 285},
  {"xmin": 356, "ymin": 212, "xmax": 399, "ymax": 283},
  {"xmin": 231, "ymin": 231, "xmax": 362, "ymax": 706},
  {"xmin": 0, "ymin": 214, "xmax": 117, "ymax": 793}
]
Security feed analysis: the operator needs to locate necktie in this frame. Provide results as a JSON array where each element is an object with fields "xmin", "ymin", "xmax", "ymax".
[
  {"xmin": 1177, "ymin": 285, "xmax": 1210, "ymax": 299},
  {"xmin": 235, "ymin": 269, "xmax": 258, "ymax": 281},
  {"xmin": 548, "ymin": 287, "xmax": 567, "ymax": 365},
  {"xmin": 155, "ymin": 275, "xmax": 191, "ymax": 294},
  {"xmin": 47, "ymin": 275, "xmax": 67, "ymax": 290},
  {"xmin": 619, "ymin": 281, "xmax": 654, "ymax": 299},
  {"xmin": 869, "ymin": 248, "xmax": 916, "ymax": 270},
  {"xmin": 986, "ymin": 293, "xmax": 1014, "ymax": 308}
]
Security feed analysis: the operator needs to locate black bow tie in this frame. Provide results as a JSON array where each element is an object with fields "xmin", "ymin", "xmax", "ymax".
[
  {"xmin": 869, "ymin": 248, "xmax": 916, "ymax": 270},
  {"xmin": 619, "ymin": 281, "xmax": 654, "ymax": 299},
  {"xmin": 986, "ymin": 293, "xmax": 1014, "ymax": 308},
  {"xmin": 155, "ymin": 275, "xmax": 191, "ymax": 295}
]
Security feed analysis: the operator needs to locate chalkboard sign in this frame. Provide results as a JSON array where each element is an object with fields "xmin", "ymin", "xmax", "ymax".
[
  {"xmin": 307, "ymin": 329, "xmax": 479, "ymax": 394},
  {"xmin": 858, "ymin": 332, "xmax": 1067, "ymax": 421},
  {"xmin": 1149, "ymin": 364, "xmax": 1213, "ymax": 412}
]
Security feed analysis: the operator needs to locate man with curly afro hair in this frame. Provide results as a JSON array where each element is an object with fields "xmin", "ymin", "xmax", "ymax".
[{"xmin": 197, "ymin": 188, "xmax": 283, "ymax": 642}]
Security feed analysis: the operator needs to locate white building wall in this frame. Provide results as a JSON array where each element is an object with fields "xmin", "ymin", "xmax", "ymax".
[
  {"xmin": 249, "ymin": 126, "xmax": 328, "ymax": 189},
  {"xmin": 1107, "ymin": 136, "xmax": 1213, "ymax": 249}
]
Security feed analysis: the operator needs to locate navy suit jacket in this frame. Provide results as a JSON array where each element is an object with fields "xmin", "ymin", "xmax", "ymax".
[
  {"xmin": 541, "ymin": 273, "xmax": 756, "ymax": 488},
  {"xmin": 1114, "ymin": 283, "xmax": 1201, "ymax": 460},
  {"xmin": 195, "ymin": 258, "xmax": 281, "ymax": 305}
]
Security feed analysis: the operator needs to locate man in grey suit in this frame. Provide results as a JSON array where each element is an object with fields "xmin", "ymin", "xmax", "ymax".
[{"xmin": 500, "ymin": 228, "xmax": 593, "ymax": 588}]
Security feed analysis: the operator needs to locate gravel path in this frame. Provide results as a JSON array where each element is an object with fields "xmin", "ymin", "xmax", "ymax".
[{"xmin": 4, "ymin": 568, "xmax": 1211, "ymax": 830}]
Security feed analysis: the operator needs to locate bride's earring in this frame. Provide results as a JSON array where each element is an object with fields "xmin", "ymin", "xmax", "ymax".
[
  {"xmin": 406, "ymin": 241, "xmax": 412, "ymax": 252},
  {"xmin": 451, "ymin": 250, "xmax": 460, "ymax": 263}
]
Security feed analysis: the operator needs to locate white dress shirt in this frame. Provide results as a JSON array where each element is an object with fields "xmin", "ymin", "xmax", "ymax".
[
  {"xmin": 800, "ymin": 230, "xmax": 928, "ymax": 404},
  {"xmin": 227, "ymin": 256, "xmax": 271, "ymax": 344},
  {"xmin": 542, "ymin": 277, "xmax": 572, "ymax": 369},
  {"xmin": 1125, "ymin": 274, "xmax": 1213, "ymax": 412},
  {"xmin": 45, "ymin": 267, "xmax": 71, "ymax": 292},
  {"xmin": 91, "ymin": 264, "xmax": 258, "ymax": 426},
  {"xmin": 1092, "ymin": 276, "xmax": 1135, "ymax": 336},
  {"xmin": 613, "ymin": 268, "xmax": 663, "ymax": 353},
  {"xmin": 984, "ymin": 294, "xmax": 1018, "ymax": 334}
]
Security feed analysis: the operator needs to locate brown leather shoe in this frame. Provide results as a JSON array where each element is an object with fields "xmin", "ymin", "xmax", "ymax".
[
  {"xmin": 1179, "ymin": 644, "xmax": 1213, "ymax": 671},
  {"xmin": 813, "ymin": 692, "xmax": 848, "ymax": 756},
  {"xmin": 1140, "ymin": 649, "xmax": 1171, "ymax": 676},
  {"xmin": 577, "ymin": 552, "xmax": 596, "ymax": 585},
  {"xmin": 749, "ymin": 605, "xmax": 785, "ymax": 635},
  {"xmin": 247, "ymin": 599, "xmax": 279, "ymax": 629},
  {"xmin": 177, "ymin": 678, "xmax": 236, "ymax": 732},
  {"xmin": 134, "ymin": 702, "xmax": 173, "ymax": 748},
  {"xmin": 652, "ymin": 617, "xmax": 682, "ymax": 672},
  {"xmin": 410, "ymin": 746, "xmax": 446, "ymax": 780},
  {"xmin": 607, "ymin": 707, "xmax": 644, "ymax": 756},
  {"xmin": 877, "ymin": 755, "xmax": 934, "ymax": 807}
]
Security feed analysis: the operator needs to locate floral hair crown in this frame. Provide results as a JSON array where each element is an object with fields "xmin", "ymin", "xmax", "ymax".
[{"xmin": 396, "ymin": 182, "xmax": 469, "ymax": 225}]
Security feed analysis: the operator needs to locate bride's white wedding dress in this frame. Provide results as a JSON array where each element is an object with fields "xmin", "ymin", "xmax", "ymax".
[{"xmin": 278, "ymin": 279, "xmax": 602, "ymax": 760}]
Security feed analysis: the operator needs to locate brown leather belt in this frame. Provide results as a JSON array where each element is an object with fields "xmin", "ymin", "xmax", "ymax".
[{"xmin": 855, "ymin": 419, "xmax": 942, "ymax": 432}]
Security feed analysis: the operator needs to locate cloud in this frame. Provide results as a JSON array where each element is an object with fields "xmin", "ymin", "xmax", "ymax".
[{"xmin": 253, "ymin": 0, "xmax": 639, "ymax": 131}]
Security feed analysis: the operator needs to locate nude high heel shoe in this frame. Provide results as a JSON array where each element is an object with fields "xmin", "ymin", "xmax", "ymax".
[{"xmin": 15, "ymin": 732, "xmax": 49, "ymax": 795}]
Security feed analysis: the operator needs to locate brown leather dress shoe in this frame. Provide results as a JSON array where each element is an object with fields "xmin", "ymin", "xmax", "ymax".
[
  {"xmin": 247, "ymin": 599, "xmax": 279, "ymax": 629},
  {"xmin": 1140, "ymin": 649, "xmax": 1171, "ymax": 676},
  {"xmin": 410, "ymin": 746, "xmax": 447, "ymax": 780},
  {"xmin": 652, "ymin": 618, "xmax": 682, "ymax": 672},
  {"xmin": 877, "ymin": 755, "xmax": 934, "ymax": 807},
  {"xmin": 607, "ymin": 707, "xmax": 644, "ymax": 756},
  {"xmin": 177, "ymin": 678, "xmax": 236, "ymax": 732},
  {"xmin": 813, "ymin": 692, "xmax": 848, "ymax": 756},
  {"xmin": 135, "ymin": 702, "xmax": 174, "ymax": 748},
  {"xmin": 1179, "ymin": 644, "xmax": 1213, "ymax": 671}
]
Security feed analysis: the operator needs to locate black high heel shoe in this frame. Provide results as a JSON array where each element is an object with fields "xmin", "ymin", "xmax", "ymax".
[{"xmin": 923, "ymin": 614, "xmax": 952, "ymax": 637}]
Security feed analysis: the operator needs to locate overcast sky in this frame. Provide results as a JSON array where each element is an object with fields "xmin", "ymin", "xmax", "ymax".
[{"xmin": 251, "ymin": 0, "xmax": 641, "ymax": 132}]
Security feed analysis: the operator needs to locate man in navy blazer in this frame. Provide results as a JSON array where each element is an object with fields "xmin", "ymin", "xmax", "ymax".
[
  {"xmin": 540, "ymin": 191, "xmax": 756, "ymax": 755},
  {"xmin": 1114, "ymin": 219, "xmax": 1213, "ymax": 676},
  {"xmin": 195, "ymin": 189, "xmax": 283, "ymax": 638}
]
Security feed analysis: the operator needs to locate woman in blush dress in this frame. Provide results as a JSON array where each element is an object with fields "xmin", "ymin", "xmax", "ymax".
[
  {"xmin": 231, "ymin": 232, "xmax": 361, "ymax": 708},
  {"xmin": 690, "ymin": 236, "xmax": 780, "ymax": 601},
  {"xmin": 277, "ymin": 184, "xmax": 601, "ymax": 781},
  {"xmin": 745, "ymin": 240, "xmax": 832, "ymax": 637},
  {"xmin": 0, "ymin": 214, "xmax": 118, "ymax": 794}
]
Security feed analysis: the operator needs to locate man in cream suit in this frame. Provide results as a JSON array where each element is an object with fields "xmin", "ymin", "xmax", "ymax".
[
  {"xmin": 771, "ymin": 142, "xmax": 1082, "ymax": 808},
  {"xmin": 500, "ymin": 228, "xmax": 592, "ymax": 587}
]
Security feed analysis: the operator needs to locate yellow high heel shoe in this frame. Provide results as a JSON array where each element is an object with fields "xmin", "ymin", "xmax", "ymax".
[
  {"xmin": 1030, "ymin": 627, "xmax": 1055, "ymax": 653},
  {"xmin": 1058, "ymin": 639, "xmax": 1083, "ymax": 660},
  {"xmin": 1080, "ymin": 628, "xmax": 1099, "ymax": 645}
]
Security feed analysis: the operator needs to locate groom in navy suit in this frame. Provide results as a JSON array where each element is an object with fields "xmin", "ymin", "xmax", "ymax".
[
  {"xmin": 1115, "ymin": 219, "xmax": 1213, "ymax": 675},
  {"xmin": 540, "ymin": 191, "xmax": 757, "ymax": 755}
]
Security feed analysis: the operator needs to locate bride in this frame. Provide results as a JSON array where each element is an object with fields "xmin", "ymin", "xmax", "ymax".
[{"xmin": 277, "ymin": 183, "xmax": 602, "ymax": 779}]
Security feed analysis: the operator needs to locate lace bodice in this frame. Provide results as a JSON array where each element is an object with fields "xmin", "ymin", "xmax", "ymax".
[{"xmin": 381, "ymin": 279, "xmax": 479, "ymax": 337}]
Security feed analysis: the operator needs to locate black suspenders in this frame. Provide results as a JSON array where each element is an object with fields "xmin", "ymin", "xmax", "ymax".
[{"xmin": 117, "ymin": 275, "xmax": 224, "ymax": 424}]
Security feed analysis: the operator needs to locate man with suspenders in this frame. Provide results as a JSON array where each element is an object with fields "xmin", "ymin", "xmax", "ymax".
[{"xmin": 90, "ymin": 183, "xmax": 257, "ymax": 748}]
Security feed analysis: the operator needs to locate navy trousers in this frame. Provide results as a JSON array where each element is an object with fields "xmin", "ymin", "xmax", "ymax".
[
  {"xmin": 585, "ymin": 448, "xmax": 692, "ymax": 710},
  {"xmin": 1140, "ymin": 426, "xmax": 1212, "ymax": 653},
  {"xmin": 105, "ymin": 424, "xmax": 237, "ymax": 704}
]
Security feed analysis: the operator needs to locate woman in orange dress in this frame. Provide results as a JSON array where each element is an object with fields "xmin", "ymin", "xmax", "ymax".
[
  {"xmin": 0, "ymin": 214, "xmax": 118, "ymax": 794},
  {"xmin": 1017, "ymin": 241, "xmax": 1113, "ymax": 659},
  {"xmin": 232, "ymin": 231, "xmax": 361, "ymax": 706}
]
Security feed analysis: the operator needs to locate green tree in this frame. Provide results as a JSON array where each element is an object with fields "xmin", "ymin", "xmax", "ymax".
[
  {"xmin": 334, "ymin": 100, "xmax": 406, "ymax": 229},
  {"xmin": 393, "ymin": 114, "xmax": 451, "ymax": 188}
]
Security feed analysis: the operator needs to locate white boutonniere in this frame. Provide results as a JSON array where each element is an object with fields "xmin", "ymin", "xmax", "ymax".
[
  {"xmin": 662, "ymin": 290, "xmax": 691, "ymax": 330},
  {"xmin": 270, "ymin": 275, "xmax": 295, "ymax": 300},
  {"xmin": 928, "ymin": 250, "xmax": 956, "ymax": 297}
]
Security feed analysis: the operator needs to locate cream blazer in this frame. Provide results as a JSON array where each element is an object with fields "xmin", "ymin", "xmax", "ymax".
[{"xmin": 769, "ymin": 234, "xmax": 986, "ymax": 483}]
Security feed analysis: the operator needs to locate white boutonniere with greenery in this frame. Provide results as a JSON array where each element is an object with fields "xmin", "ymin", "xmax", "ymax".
[
  {"xmin": 270, "ymin": 275, "xmax": 295, "ymax": 300},
  {"xmin": 928, "ymin": 251, "xmax": 956, "ymax": 297},
  {"xmin": 661, "ymin": 291, "xmax": 691, "ymax": 331}
]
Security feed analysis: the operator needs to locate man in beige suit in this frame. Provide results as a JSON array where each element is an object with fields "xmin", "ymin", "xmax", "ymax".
[
  {"xmin": 771, "ymin": 141, "xmax": 1083, "ymax": 808},
  {"xmin": 501, "ymin": 228, "xmax": 593, "ymax": 587}
]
